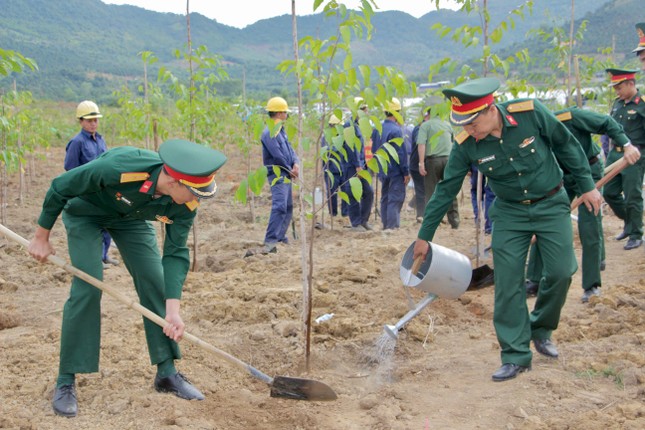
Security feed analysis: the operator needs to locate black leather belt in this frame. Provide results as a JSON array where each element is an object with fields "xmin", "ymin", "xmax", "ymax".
[{"xmin": 519, "ymin": 182, "xmax": 563, "ymax": 205}]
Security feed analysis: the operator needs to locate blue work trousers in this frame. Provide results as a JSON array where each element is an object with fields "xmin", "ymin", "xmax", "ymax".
[
  {"xmin": 264, "ymin": 179, "xmax": 293, "ymax": 245},
  {"xmin": 380, "ymin": 175, "xmax": 406, "ymax": 229}
]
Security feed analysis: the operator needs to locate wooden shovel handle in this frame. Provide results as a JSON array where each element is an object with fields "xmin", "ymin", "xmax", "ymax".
[
  {"xmin": 0, "ymin": 224, "xmax": 274, "ymax": 385},
  {"xmin": 531, "ymin": 157, "xmax": 628, "ymax": 245},
  {"xmin": 570, "ymin": 157, "xmax": 629, "ymax": 210},
  {"xmin": 411, "ymin": 255, "xmax": 424, "ymax": 275}
]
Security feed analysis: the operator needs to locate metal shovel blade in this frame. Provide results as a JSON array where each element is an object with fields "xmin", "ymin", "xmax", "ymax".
[
  {"xmin": 468, "ymin": 264, "xmax": 494, "ymax": 290},
  {"xmin": 270, "ymin": 376, "xmax": 338, "ymax": 401}
]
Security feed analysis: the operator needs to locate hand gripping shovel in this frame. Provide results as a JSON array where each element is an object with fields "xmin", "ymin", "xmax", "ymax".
[{"xmin": 0, "ymin": 224, "xmax": 337, "ymax": 402}]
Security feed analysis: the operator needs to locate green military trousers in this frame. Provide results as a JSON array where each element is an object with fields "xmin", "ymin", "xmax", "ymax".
[
  {"xmin": 527, "ymin": 160, "xmax": 604, "ymax": 291},
  {"xmin": 603, "ymin": 150, "xmax": 645, "ymax": 240},
  {"xmin": 60, "ymin": 206, "xmax": 180, "ymax": 375},
  {"xmin": 489, "ymin": 188, "xmax": 577, "ymax": 367}
]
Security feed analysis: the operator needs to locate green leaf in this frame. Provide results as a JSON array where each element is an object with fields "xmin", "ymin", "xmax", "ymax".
[
  {"xmin": 358, "ymin": 169, "xmax": 372, "ymax": 182},
  {"xmin": 349, "ymin": 176, "xmax": 363, "ymax": 201},
  {"xmin": 338, "ymin": 190, "xmax": 350, "ymax": 204},
  {"xmin": 383, "ymin": 143, "xmax": 399, "ymax": 165},
  {"xmin": 235, "ymin": 179, "xmax": 248, "ymax": 204}
]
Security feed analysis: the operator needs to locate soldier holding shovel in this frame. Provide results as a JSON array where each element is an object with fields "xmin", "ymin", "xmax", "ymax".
[{"xmin": 27, "ymin": 139, "xmax": 226, "ymax": 416}]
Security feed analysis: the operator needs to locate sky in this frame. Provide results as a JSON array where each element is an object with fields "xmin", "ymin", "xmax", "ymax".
[{"xmin": 101, "ymin": 1, "xmax": 459, "ymax": 29}]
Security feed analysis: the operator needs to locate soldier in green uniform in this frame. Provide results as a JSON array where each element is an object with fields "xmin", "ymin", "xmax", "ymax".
[
  {"xmin": 634, "ymin": 23, "xmax": 645, "ymax": 71},
  {"xmin": 412, "ymin": 77, "xmax": 602, "ymax": 382},
  {"xmin": 603, "ymin": 68, "xmax": 645, "ymax": 250},
  {"xmin": 524, "ymin": 107, "xmax": 638, "ymax": 303},
  {"xmin": 28, "ymin": 139, "xmax": 227, "ymax": 417}
]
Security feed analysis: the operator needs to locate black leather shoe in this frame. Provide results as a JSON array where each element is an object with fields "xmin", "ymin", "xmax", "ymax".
[
  {"xmin": 154, "ymin": 373, "xmax": 204, "ymax": 400},
  {"xmin": 600, "ymin": 260, "xmax": 606, "ymax": 271},
  {"xmin": 615, "ymin": 230, "xmax": 629, "ymax": 241},
  {"xmin": 533, "ymin": 339, "xmax": 559, "ymax": 358},
  {"xmin": 525, "ymin": 280, "xmax": 539, "ymax": 297},
  {"xmin": 623, "ymin": 238, "xmax": 643, "ymax": 250},
  {"xmin": 581, "ymin": 286, "xmax": 601, "ymax": 303},
  {"xmin": 52, "ymin": 384, "xmax": 77, "ymax": 417},
  {"xmin": 491, "ymin": 363, "xmax": 530, "ymax": 382}
]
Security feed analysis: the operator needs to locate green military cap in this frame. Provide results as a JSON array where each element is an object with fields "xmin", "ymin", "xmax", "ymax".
[
  {"xmin": 158, "ymin": 139, "xmax": 227, "ymax": 199},
  {"xmin": 442, "ymin": 77, "xmax": 500, "ymax": 125},
  {"xmin": 633, "ymin": 22, "xmax": 645, "ymax": 54},
  {"xmin": 605, "ymin": 68, "xmax": 639, "ymax": 86}
]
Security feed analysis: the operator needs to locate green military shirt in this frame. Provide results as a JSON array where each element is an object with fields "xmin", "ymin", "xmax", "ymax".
[
  {"xmin": 38, "ymin": 146, "xmax": 197, "ymax": 299},
  {"xmin": 419, "ymin": 98, "xmax": 595, "ymax": 241},
  {"xmin": 555, "ymin": 107, "xmax": 629, "ymax": 158},
  {"xmin": 609, "ymin": 90, "xmax": 645, "ymax": 146},
  {"xmin": 417, "ymin": 117, "xmax": 454, "ymax": 157}
]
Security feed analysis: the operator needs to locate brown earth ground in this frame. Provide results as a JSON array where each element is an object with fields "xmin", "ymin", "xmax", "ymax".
[{"xmin": 0, "ymin": 146, "xmax": 644, "ymax": 430}]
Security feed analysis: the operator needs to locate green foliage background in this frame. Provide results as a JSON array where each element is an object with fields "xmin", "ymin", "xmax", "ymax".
[{"xmin": 1, "ymin": 0, "xmax": 639, "ymax": 103}]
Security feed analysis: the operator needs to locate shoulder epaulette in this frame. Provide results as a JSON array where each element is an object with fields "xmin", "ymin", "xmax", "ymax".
[
  {"xmin": 556, "ymin": 111, "xmax": 572, "ymax": 122},
  {"xmin": 185, "ymin": 200, "xmax": 200, "ymax": 211},
  {"xmin": 120, "ymin": 172, "xmax": 151, "ymax": 183},
  {"xmin": 455, "ymin": 130, "xmax": 470, "ymax": 144},
  {"xmin": 506, "ymin": 100, "xmax": 534, "ymax": 113}
]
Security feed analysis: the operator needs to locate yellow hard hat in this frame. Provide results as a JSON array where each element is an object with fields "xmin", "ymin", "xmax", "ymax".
[
  {"xmin": 266, "ymin": 97, "xmax": 290, "ymax": 113},
  {"xmin": 329, "ymin": 114, "xmax": 342, "ymax": 125},
  {"xmin": 386, "ymin": 97, "xmax": 401, "ymax": 112},
  {"xmin": 76, "ymin": 100, "xmax": 102, "ymax": 119}
]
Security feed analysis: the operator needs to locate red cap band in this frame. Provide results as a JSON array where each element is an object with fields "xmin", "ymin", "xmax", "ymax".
[
  {"xmin": 611, "ymin": 73, "xmax": 636, "ymax": 82},
  {"xmin": 163, "ymin": 164, "xmax": 215, "ymax": 187},
  {"xmin": 451, "ymin": 93, "xmax": 495, "ymax": 115}
]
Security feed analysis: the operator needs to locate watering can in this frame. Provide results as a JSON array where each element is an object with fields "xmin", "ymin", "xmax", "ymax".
[{"xmin": 384, "ymin": 241, "xmax": 489, "ymax": 339}]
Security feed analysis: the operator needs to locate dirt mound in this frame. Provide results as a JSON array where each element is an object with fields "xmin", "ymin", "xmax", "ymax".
[{"xmin": 0, "ymin": 147, "xmax": 643, "ymax": 429}]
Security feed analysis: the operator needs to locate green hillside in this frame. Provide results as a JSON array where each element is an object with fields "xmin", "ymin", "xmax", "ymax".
[{"xmin": 0, "ymin": 0, "xmax": 633, "ymax": 102}]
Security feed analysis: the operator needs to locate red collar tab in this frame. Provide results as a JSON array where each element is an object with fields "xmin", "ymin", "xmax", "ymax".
[
  {"xmin": 506, "ymin": 115, "xmax": 518, "ymax": 126},
  {"xmin": 139, "ymin": 180, "xmax": 153, "ymax": 193}
]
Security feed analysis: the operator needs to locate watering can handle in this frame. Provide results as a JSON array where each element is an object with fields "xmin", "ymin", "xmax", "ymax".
[{"xmin": 410, "ymin": 255, "xmax": 424, "ymax": 276}]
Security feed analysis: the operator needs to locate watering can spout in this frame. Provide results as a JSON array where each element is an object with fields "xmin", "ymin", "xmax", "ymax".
[
  {"xmin": 384, "ymin": 324, "xmax": 399, "ymax": 340},
  {"xmin": 382, "ymin": 293, "xmax": 437, "ymax": 340}
]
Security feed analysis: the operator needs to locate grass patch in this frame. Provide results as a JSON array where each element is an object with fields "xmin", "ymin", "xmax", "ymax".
[{"xmin": 575, "ymin": 367, "xmax": 624, "ymax": 389}]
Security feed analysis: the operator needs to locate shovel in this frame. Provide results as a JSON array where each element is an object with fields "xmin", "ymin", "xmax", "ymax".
[
  {"xmin": 0, "ymin": 224, "xmax": 337, "ymax": 402},
  {"xmin": 468, "ymin": 264, "xmax": 494, "ymax": 290}
]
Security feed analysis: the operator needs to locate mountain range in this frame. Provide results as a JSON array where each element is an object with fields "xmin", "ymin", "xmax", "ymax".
[{"xmin": 0, "ymin": 0, "xmax": 640, "ymax": 102}]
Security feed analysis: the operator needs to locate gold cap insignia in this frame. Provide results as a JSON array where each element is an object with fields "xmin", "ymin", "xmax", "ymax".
[{"xmin": 450, "ymin": 96, "xmax": 462, "ymax": 107}]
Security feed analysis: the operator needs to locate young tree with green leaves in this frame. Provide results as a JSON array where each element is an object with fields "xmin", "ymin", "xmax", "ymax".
[{"xmin": 0, "ymin": 48, "xmax": 38, "ymax": 224}]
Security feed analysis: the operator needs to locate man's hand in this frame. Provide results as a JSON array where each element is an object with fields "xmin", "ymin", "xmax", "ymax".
[
  {"xmin": 623, "ymin": 145, "xmax": 641, "ymax": 165},
  {"xmin": 419, "ymin": 163, "xmax": 427, "ymax": 176},
  {"xmin": 290, "ymin": 163, "xmax": 300, "ymax": 179},
  {"xmin": 28, "ymin": 226, "xmax": 55, "ymax": 263},
  {"xmin": 578, "ymin": 188, "xmax": 603, "ymax": 215},
  {"xmin": 413, "ymin": 238, "xmax": 430, "ymax": 262},
  {"xmin": 163, "ymin": 299, "xmax": 185, "ymax": 342}
]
